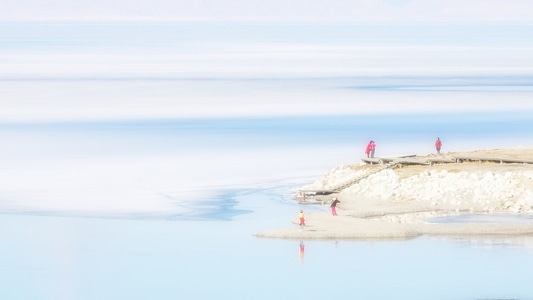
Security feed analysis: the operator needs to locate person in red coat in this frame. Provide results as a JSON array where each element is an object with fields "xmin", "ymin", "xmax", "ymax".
[
  {"xmin": 365, "ymin": 140, "xmax": 376, "ymax": 158},
  {"xmin": 435, "ymin": 137, "xmax": 442, "ymax": 154}
]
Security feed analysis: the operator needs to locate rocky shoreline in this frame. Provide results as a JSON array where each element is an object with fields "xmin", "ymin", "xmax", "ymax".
[{"xmin": 255, "ymin": 148, "xmax": 533, "ymax": 240}]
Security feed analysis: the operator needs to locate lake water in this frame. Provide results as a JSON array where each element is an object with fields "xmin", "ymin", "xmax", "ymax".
[{"xmin": 1, "ymin": 22, "xmax": 533, "ymax": 299}]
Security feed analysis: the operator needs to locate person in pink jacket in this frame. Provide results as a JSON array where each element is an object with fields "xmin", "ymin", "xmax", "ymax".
[
  {"xmin": 365, "ymin": 140, "xmax": 376, "ymax": 158},
  {"xmin": 330, "ymin": 197, "xmax": 340, "ymax": 216},
  {"xmin": 435, "ymin": 137, "xmax": 442, "ymax": 154}
]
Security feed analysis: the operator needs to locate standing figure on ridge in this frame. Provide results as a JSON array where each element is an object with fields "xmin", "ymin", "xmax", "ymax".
[
  {"xmin": 435, "ymin": 137, "xmax": 442, "ymax": 154},
  {"xmin": 365, "ymin": 140, "xmax": 376, "ymax": 158}
]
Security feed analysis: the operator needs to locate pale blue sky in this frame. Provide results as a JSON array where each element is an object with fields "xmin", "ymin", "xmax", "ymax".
[{"xmin": 2, "ymin": 0, "xmax": 533, "ymax": 22}]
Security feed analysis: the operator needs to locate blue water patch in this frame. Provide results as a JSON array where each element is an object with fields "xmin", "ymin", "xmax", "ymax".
[
  {"xmin": 430, "ymin": 213, "xmax": 533, "ymax": 224},
  {"xmin": 4, "ymin": 111, "xmax": 532, "ymax": 132},
  {"xmin": 170, "ymin": 190, "xmax": 254, "ymax": 221},
  {"xmin": 3, "ymin": 22, "xmax": 533, "ymax": 48},
  {"xmin": 342, "ymin": 75, "xmax": 533, "ymax": 92},
  {"xmin": 2, "ymin": 112, "xmax": 533, "ymax": 163}
]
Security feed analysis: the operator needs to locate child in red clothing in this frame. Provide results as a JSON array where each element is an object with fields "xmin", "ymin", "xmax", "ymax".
[{"xmin": 298, "ymin": 210, "xmax": 305, "ymax": 231}]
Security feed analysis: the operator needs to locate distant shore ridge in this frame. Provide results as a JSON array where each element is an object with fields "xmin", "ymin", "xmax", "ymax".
[{"xmin": 301, "ymin": 147, "xmax": 533, "ymax": 214}]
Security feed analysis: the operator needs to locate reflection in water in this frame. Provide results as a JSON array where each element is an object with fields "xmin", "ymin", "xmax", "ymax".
[
  {"xmin": 299, "ymin": 241, "xmax": 305, "ymax": 264},
  {"xmin": 433, "ymin": 236, "xmax": 533, "ymax": 251}
]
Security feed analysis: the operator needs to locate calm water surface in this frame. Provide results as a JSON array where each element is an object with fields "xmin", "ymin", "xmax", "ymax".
[{"xmin": 2, "ymin": 207, "xmax": 533, "ymax": 299}]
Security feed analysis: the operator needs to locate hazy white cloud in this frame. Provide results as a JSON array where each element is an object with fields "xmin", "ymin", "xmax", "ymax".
[{"xmin": 1, "ymin": 0, "xmax": 533, "ymax": 22}]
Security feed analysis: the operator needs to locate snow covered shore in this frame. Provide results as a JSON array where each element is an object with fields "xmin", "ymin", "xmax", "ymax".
[{"xmin": 255, "ymin": 148, "xmax": 533, "ymax": 240}]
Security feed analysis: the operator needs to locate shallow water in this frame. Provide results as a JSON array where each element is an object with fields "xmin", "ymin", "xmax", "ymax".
[
  {"xmin": 2, "ymin": 179, "xmax": 533, "ymax": 299},
  {"xmin": 430, "ymin": 213, "xmax": 533, "ymax": 224},
  {"xmin": 2, "ymin": 212, "xmax": 533, "ymax": 300}
]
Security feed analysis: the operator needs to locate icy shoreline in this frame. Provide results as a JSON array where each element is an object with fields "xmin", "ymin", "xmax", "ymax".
[
  {"xmin": 255, "ymin": 148, "xmax": 533, "ymax": 240},
  {"xmin": 305, "ymin": 163, "xmax": 533, "ymax": 214}
]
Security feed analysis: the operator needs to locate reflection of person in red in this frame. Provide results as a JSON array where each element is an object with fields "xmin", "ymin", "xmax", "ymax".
[
  {"xmin": 299, "ymin": 241, "xmax": 305, "ymax": 259},
  {"xmin": 365, "ymin": 140, "xmax": 376, "ymax": 158},
  {"xmin": 435, "ymin": 137, "xmax": 442, "ymax": 154}
]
